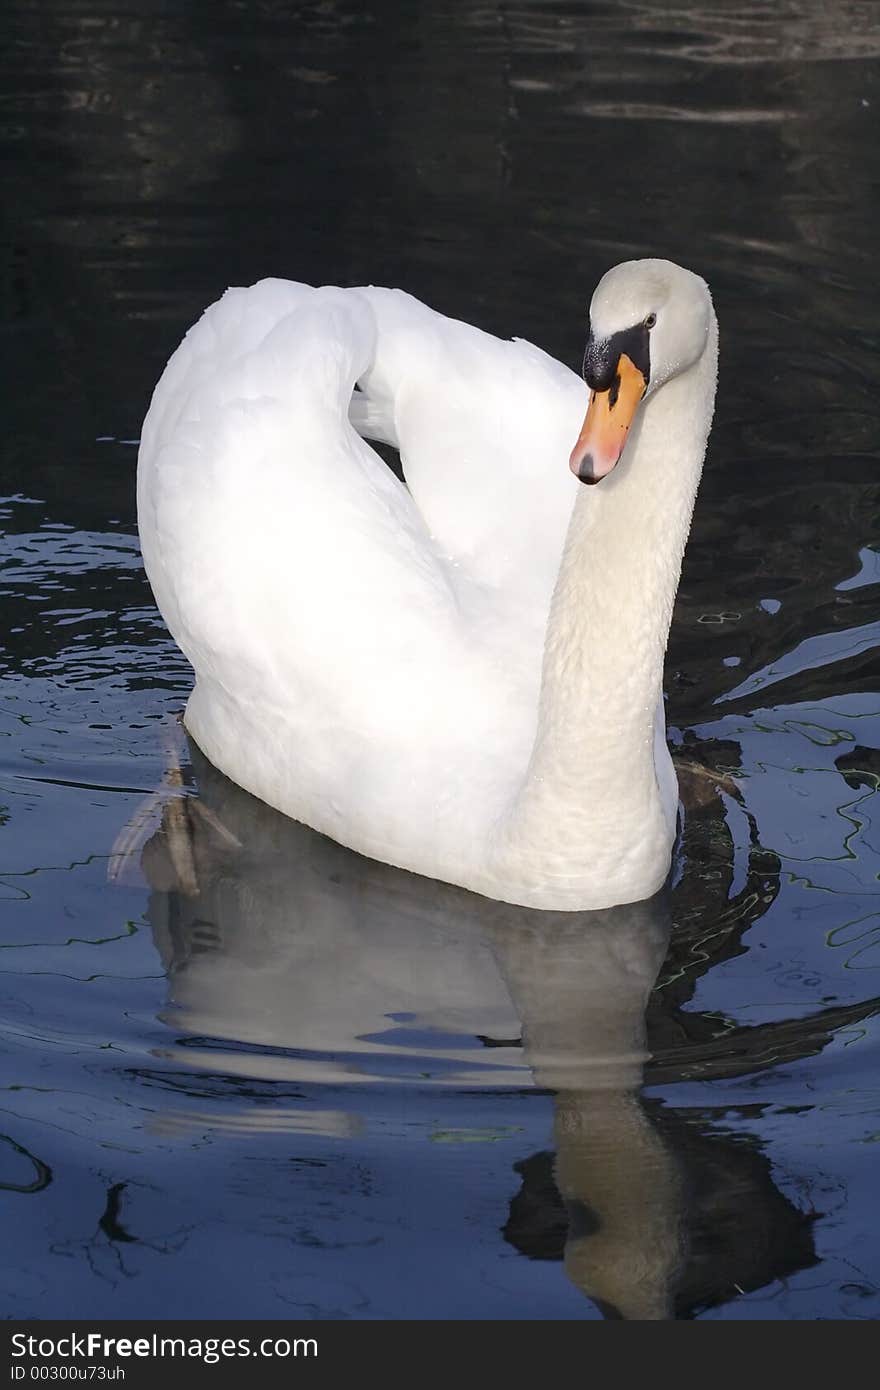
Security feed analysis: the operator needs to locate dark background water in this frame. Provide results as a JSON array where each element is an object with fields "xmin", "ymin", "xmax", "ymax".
[{"xmin": 2, "ymin": 0, "xmax": 880, "ymax": 1320}]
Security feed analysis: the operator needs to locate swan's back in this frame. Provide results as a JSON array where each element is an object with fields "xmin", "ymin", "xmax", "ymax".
[
  {"xmin": 139, "ymin": 284, "xmax": 462, "ymax": 731},
  {"xmin": 137, "ymin": 279, "xmax": 585, "ymax": 874},
  {"xmin": 350, "ymin": 284, "xmax": 584, "ymax": 596}
]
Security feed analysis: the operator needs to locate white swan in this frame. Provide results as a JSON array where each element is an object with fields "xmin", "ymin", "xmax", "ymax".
[{"xmin": 137, "ymin": 258, "xmax": 717, "ymax": 911}]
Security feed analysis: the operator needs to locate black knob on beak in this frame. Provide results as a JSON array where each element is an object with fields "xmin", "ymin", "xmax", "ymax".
[
  {"xmin": 583, "ymin": 335, "xmax": 618, "ymax": 393},
  {"xmin": 582, "ymin": 323, "xmax": 652, "ymax": 394}
]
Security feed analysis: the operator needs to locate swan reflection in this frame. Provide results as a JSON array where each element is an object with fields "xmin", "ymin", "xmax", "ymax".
[{"xmin": 142, "ymin": 740, "xmax": 819, "ymax": 1319}]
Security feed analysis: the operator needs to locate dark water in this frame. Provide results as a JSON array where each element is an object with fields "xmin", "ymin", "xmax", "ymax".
[{"xmin": 3, "ymin": 0, "xmax": 880, "ymax": 1320}]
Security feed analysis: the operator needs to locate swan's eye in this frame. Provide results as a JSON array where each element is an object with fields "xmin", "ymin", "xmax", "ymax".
[{"xmin": 644, "ymin": 313, "xmax": 657, "ymax": 330}]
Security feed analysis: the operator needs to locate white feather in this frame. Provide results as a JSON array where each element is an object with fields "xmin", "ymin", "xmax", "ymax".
[{"xmin": 137, "ymin": 260, "xmax": 717, "ymax": 909}]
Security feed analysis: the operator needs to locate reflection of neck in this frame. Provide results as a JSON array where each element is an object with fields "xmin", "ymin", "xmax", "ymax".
[
  {"xmin": 554, "ymin": 1090, "xmax": 682, "ymax": 1321},
  {"xmin": 501, "ymin": 317, "xmax": 718, "ymax": 909},
  {"xmin": 486, "ymin": 902, "xmax": 680, "ymax": 1319}
]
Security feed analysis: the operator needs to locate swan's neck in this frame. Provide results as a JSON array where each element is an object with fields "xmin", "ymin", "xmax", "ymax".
[{"xmin": 502, "ymin": 316, "xmax": 717, "ymax": 908}]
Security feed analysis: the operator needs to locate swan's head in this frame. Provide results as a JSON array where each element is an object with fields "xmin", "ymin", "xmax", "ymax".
[{"xmin": 570, "ymin": 259, "xmax": 713, "ymax": 484}]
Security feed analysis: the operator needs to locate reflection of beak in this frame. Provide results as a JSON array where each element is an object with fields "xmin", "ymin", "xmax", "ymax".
[{"xmin": 570, "ymin": 353, "xmax": 648, "ymax": 484}]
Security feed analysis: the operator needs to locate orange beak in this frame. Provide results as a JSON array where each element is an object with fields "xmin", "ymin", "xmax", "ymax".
[{"xmin": 569, "ymin": 353, "xmax": 648, "ymax": 484}]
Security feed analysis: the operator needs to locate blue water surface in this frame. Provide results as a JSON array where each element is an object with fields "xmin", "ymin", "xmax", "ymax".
[{"xmin": 2, "ymin": 0, "xmax": 879, "ymax": 1320}]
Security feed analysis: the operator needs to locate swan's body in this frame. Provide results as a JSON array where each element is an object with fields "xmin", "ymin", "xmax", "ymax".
[{"xmin": 138, "ymin": 260, "xmax": 717, "ymax": 910}]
